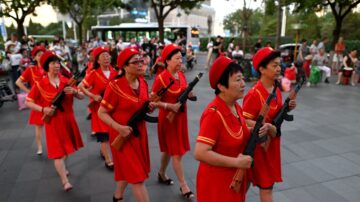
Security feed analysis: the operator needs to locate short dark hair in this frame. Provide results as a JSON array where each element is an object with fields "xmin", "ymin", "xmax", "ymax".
[
  {"xmin": 43, "ymin": 56, "xmax": 59, "ymax": 72},
  {"xmin": 165, "ymin": 49, "xmax": 181, "ymax": 68},
  {"xmin": 215, "ymin": 62, "xmax": 243, "ymax": 95},
  {"xmin": 256, "ymin": 51, "xmax": 281, "ymax": 76}
]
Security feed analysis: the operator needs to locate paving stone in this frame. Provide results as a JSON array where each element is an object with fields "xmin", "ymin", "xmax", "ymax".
[{"xmin": 309, "ymin": 155, "xmax": 360, "ymax": 178}]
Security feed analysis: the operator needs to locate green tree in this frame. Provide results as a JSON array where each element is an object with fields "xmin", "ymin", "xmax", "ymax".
[
  {"xmin": 265, "ymin": 0, "xmax": 276, "ymax": 16},
  {"xmin": 50, "ymin": 0, "xmax": 128, "ymax": 43},
  {"xmin": 0, "ymin": 0, "xmax": 46, "ymax": 37},
  {"xmin": 291, "ymin": 0, "xmax": 360, "ymax": 48},
  {"xmin": 144, "ymin": 0, "xmax": 205, "ymax": 43}
]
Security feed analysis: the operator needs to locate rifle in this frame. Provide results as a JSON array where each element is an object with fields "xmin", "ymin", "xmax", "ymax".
[
  {"xmin": 272, "ymin": 76, "xmax": 305, "ymax": 137},
  {"xmin": 42, "ymin": 65, "xmax": 88, "ymax": 123},
  {"xmin": 230, "ymin": 82, "xmax": 278, "ymax": 192},
  {"xmin": 166, "ymin": 72, "xmax": 203, "ymax": 122},
  {"xmin": 111, "ymin": 79, "xmax": 175, "ymax": 151}
]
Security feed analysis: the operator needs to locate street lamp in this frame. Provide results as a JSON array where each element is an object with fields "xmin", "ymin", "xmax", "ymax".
[{"xmin": 291, "ymin": 23, "xmax": 302, "ymax": 62}]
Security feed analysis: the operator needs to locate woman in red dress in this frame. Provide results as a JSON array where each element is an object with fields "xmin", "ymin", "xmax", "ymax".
[
  {"xmin": 25, "ymin": 51, "xmax": 84, "ymax": 191},
  {"xmin": 16, "ymin": 46, "xmax": 46, "ymax": 155},
  {"xmin": 98, "ymin": 47, "xmax": 154, "ymax": 202},
  {"xmin": 151, "ymin": 44, "xmax": 194, "ymax": 198},
  {"xmin": 79, "ymin": 47, "xmax": 118, "ymax": 170},
  {"xmin": 194, "ymin": 56, "xmax": 255, "ymax": 202},
  {"xmin": 243, "ymin": 47, "xmax": 296, "ymax": 202}
]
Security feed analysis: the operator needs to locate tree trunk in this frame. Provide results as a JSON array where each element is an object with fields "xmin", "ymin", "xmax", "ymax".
[
  {"xmin": 77, "ymin": 22, "xmax": 83, "ymax": 44},
  {"xmin": 16, "ymin": 20, "xmax": 25, "ymax": 38},
  {"xmin": 158, "ymin": 17, "xmax": 164, "ymax": 44},
  {"xmin": 332, "ymin": 17, "xmax": 342, "ymax": 49}
]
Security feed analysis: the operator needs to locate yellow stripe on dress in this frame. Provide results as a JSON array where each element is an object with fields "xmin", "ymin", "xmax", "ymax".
[
  {"xmin": 243, "ymin": 111, "xmax": 255, "ymax": 119},
  {"xmin": 82, "ymin": 79, "xmax": 90, "ymax": 88},
  {"xmin": 101, "ymin": 99, "xmax": 114, "ymax": 110},
  {"xmin": 26, "ymin": 97, "xmax": 34, "ymax": 102},
  {"xmin": 197, "ymin": 136, "xmax": 216, "ymax": 146}
]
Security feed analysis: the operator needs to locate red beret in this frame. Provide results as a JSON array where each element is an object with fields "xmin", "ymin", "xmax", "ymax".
[
  {"xmin": 252, "ymin": 47, "xmax": 278, "ymax": 71},
  {"xmin": 116, "ymin": 47, "xmax": 140, "ymax": 69},
  {"xmin": 31, "ymin": 46, "xmax": 46, "ymax": 58},
  {"xmin": 161, "ymin": 44, "xmax": 181, "ymax": 63},
  {"xmin": 93, "ymin": 47, "xmax": 109, "ymax": 60},
  {"xmin": 40, "ymin": 51, "xmax": 56, "ymax": 68},
  {"xmin": 209, "ymin": 56, "xmax": 233, "ymax": 89}
]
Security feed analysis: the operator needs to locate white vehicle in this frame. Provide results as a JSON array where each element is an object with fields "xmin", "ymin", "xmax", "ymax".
[{"xmin": 91, "ymin": 22, "xmax": 200, "ymax": 51}]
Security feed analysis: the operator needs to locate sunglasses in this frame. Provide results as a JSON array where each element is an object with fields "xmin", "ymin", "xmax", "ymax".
[{"xmin": 128, "ymin": 59, "xmax": 145, "ymax": 65}]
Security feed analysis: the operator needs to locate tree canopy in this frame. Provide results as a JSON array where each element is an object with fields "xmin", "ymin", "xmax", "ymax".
[
  {"xmin": 50, "ymin": 0, "xmax": 129, "ymax": 43},
  {"xmin": 144, "ymin": 0, "xmax": 205, "ymax": 43},
  {"xmin": 0, "ymin": 0, "xmax": 47, "ymax": 37},
  {"xmin": 291, "ymin": 0, "xmax": 360, "ymax": 47}
]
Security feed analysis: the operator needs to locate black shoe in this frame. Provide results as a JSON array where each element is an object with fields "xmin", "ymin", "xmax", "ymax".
[
  {"xmin": 325, "ymin": 78, "xmax": 330, "ymax": 83},
  {"xmin": 105, "ymin": 162, "xmax": 114, "ymax": 170},
  {"xmin": 86, "ymin": 113, "xmax": 92, "ymax": 120},
  {"xmin": 158, "ymin": 173, "xmax": 174, "ymax": 185},
  {"xmin": 113, "ymin": 196, "xmax": 123, "ymax": 202},
  {"xmin": 180, "ymin": 187, "xmax": 194, "ymax": 199}
]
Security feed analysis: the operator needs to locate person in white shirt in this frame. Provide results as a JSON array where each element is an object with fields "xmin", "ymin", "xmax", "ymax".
[
  {"xmin": 312, "ymin": 48, "xmax": 331, "ymax": 83},
  {"xmin": 5, "ymin": 33, "xmax": 21, "ymax": 53},
  {"xmin": 232, "ymin": 45, "xmax": 244, "ymax": 62},
  {"xmin": 6, "ymin": 44, "xmax": 22, "ymax": 91},
  {"xmin": 309, "ymin": 40, "xmax": 318, "ymax": 56}
]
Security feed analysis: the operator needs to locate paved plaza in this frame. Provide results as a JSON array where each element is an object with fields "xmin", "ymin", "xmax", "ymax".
[{"xmin": 1, "ymin": 53, "xmax": 360, "ymax": 202}]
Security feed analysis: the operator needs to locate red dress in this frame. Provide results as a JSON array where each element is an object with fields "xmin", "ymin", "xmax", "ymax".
[
  {"xmin": 82, "ymin": 67, "xmax": 118, "ymax": 133},
  {"xmin": 242, "ymin": 81, "xmax": 283, "ymax": 188},
  {"xmin": 100, "ymin": 76, "xmax": 150, "ymax": 183},
  {"xmin": 20, "ymin": 65, "xmax": 45, "ymax": 125},
  {"xmin": 26, "ymin": 75, "xmax": 84, "ymax": 159},
  {"xmin": 196, "ymin": 96, "xmax": 250, "ymax": 202},
  {"xmin": 85, "ymin": 62, "xmax": 93, "ymax": 75},
  {"xmin": 151, "ymin": 70, "xmax": 190, "ymax": 156}
]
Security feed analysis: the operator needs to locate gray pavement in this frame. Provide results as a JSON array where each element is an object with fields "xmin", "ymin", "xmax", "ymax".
[{"xmin": 1, "ymin": 53, "xmax": 360, "ymax": 202}]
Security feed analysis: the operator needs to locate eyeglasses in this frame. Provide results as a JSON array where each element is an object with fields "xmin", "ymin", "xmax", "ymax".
[{"xmin": 128, "ymin": 59, "xmax": 144, "ymax": 65}]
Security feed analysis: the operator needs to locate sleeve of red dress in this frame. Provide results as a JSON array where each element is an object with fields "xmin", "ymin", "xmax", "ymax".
[
  {"xmin": 26, "ymin": 84, "xmax": 40, "ymax": 103},
  {"xmin": 20, "ymin": 68, "xmax": 31, "ymax": 82},
  {"xmin": 100, "ymin": 82, "xmax": 117, "ymax": 113},
  {"xmin": 82, "ymin": 70, "xmax": 94, "ymax": 88},
  {"xmin": 197, "ymin": 110, "xmax": 220, "ymax": 146}
]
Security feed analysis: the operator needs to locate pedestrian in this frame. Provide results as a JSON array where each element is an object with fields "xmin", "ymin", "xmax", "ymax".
[
  {"xmin": 332, "ymin": 36, "xmax": 346, "ymax": 74},
  {"xmin": 16, "ymin": 46, "xmax": 46, "ymax": 155},
  {"xmin": 312, "ymin": 48, "xmax": 331, "ymax": 83},
  {"xmin": 79, "ymin": 47, "xmax": 118, "ymax": 170},
  {"xmin": 227, "ymin": 38, "xmax": 235, "ymax": 58},
  {"xmin": 150, "ymin": 44, "xmax": 195, "ymax": 199},
  {"xmin": 194, "ymin": 56, "xmax": 253, "ymax": 202},
  {"xmin": 317, "ymin": 37, "xmax": 328, "ymax": 52},
  {"xmin": 25, "ymin": 51, "xmax": 84, "ymax": 191},
  {"xmin": 98, "ymin": 47, "xmax": 154, "ymax": 202},
  {"xmin": 6, "ymin": 43, "xmax": 22, "ymax": 92},
  {"xmin": 242, "ymin": 47, "xmax": 296, "ymax": 202},
  {"xmin": 254, "ymin": 37, "xmax": 262, "ymax": 53},
  {"xmin": 309, "ymin": 40, "xmax": 318, "ymax": 56},
  {"xmin": 336, "ymin": 49, "xmax": 358, "ymax": 86}
]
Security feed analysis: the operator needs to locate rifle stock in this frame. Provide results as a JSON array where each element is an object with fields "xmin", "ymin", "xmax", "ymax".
[
  {"xmin": 272, "ymin": 76, "xmax": 305, "ymax": 137},
  {"xmin": 42, "ymin": 65, "xmax": 88, "ymax": 123},
  {"xmin": 166, "ymin": 72, "xmax": 203, "ymax": 122},
  {"xmin": 230, "ymin": 82, "xmax": 278, "ymax": 192},
  {"xmin": 111, "ymin": 79, "xmax": 174, "ymax": 151}
]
